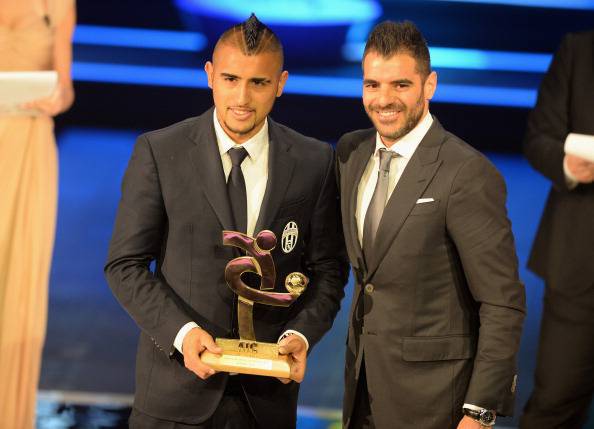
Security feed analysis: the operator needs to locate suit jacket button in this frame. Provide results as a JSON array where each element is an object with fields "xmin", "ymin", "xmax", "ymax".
[{"xmin": 364, "ymin": 284, "xmax": 374, "ymax": 295}]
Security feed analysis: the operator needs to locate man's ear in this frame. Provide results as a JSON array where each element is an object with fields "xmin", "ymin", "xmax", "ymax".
[
  {"xmin": 424, "ymin": 71, "xmax": 437, "ymax": 101},
  {"xmin": 276, "ymin": 70, "xmax": 289, "ymax": 97},
  {"xmin": 204, "ymin": 61, "xmax": 214, "ymax": 89}
]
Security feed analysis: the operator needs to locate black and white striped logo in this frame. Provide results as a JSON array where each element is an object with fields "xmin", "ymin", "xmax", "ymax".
[{"xmin": 281, "ymin": 221, "xmax": 298, "ymax": 253}]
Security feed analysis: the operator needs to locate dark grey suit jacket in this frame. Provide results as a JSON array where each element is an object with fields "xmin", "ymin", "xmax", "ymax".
[
  {"xmin": 105, "ymin": 108, "xmax": 348, "ymax": 428},
  {"xmin": 525, "ymin": 31, "xmax": 594, "ymax": 291},
  {"xmin": 337, "ymin": 118, "xmax": 526, "ymax": 429}
]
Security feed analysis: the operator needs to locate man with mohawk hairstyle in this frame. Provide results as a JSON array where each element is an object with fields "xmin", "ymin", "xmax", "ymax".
[
  {"xmin": 241, "ymin": 13, "xmax": 265, "ymax": 52},
  {"xmin": 105, "ymin": 14, "xmax": 348, "ymax": 429}
]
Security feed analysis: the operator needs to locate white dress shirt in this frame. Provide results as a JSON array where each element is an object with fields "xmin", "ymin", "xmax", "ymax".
[
  {"xmin": 355, "ymin": 112, "xmax": 433, "ymax": 243},
  {"xmin": 174, "ymin": 110, "xmax": 308, "ymax": 354},
  {"xmin": 214, "ymin": 109, "xmax": 269, "ymax": 237}
]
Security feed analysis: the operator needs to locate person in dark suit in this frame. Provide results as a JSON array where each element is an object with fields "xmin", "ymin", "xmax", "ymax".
[
  {"xmin": 104, "ymin": 15, "xmax": 348, "ymax": 429},
  {"xmin": 336, "ymin": 21, "xmax": 526, "ymax": 429},
  {"xmin": 520, "ymin": 31, "xmax": 594, "ymax": 429}
]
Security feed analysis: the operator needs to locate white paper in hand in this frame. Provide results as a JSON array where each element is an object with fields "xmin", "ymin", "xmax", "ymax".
[
  {"xmin": 0, "ymin": 71, "xmax": 58, "ymax": 114},
  {"xmin": 565, "ymin": 133, "xmax": 594, "ymax": 163}
]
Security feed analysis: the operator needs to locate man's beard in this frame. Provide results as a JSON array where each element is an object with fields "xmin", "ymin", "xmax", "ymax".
[
  {"xmin": 369, "ymin": 92, "xmax": 425, "ymax": 142},
  {"xmin": 224, "ymin": 120, "xmax": 257, "ymax": 136}
]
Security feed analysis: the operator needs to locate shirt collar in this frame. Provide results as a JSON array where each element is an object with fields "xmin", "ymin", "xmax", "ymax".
[
  {"xmin": 374, "ymin": 111, "xmax": 433, "ymax": 159},
  {"xmin": 213, "ymin": 108, "xmax": 268, "ymax": 161}
]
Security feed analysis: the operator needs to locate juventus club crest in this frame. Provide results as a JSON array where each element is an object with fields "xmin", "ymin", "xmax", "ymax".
[{"xmin": 281, "ymin": 221, "xmax": 298, "ymax": 253}]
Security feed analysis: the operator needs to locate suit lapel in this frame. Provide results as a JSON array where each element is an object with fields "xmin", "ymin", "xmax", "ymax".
[
  {"xmin": 346, "ymin": 132, "xmax": 375, "ymax": 271},
  {"xmin": 188, "ymin": 108, "xmax": 235, "ymax": 231},
  {"xmin": 365, "ymin": 119, "xmax": 445, "ymax": 279},
  {"xmin": 254, "ymin": 119, "xmax": 296, "ymax": 233}
]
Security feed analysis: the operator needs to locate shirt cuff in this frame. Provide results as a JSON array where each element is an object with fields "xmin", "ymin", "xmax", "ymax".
[
  {"xmin": 563, "ymin": 156, "xmax": 580, "ymax": 189},
  {"xmin": 174, "ymin": 322, "xmax": 200, "ymax": 354},
  {"xmin": 278, "ymin": 330, "xmax": 309, "ymax": 351},
  {"xmin": 463, "ymin": 403, "xmax": 488, "ymax": 412}
]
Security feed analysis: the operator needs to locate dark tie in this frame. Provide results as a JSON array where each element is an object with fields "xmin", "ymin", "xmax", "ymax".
[
  {"xmin": 362, "ymin": 148, "xmax": 397, "ymax": 260},
  {"xmin": 227, "ymin": 147, "xmax": 249, "ymax": 233}
]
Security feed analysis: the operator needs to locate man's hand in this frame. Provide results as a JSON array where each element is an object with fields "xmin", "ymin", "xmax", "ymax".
[
  {"xmin": 182, "ymin": 327, "xmax": 222, "ymax": 380},
  {"xmin": 457, "ymin": 415, "xmax": 487, "ymax": 429},
  {"xmin": 566, "ymin": 154, "xmax": 594, "ymax": 183},
  {"xmin": 277, "ymin": 335, "xmax": 307, "ymax": 384}
]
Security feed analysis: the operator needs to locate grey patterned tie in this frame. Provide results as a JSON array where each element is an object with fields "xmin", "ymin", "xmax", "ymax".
[{"xmin": 362, "ymin": 148, "xmax": 397, "ymax": 260}]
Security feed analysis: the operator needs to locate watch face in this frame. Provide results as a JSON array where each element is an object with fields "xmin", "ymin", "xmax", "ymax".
[{"xmin": 480, "ymin": 410, "xmax": 495, "ymax": 424}]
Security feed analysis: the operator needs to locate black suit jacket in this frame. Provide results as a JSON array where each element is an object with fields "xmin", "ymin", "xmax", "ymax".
[
  {"xmin": 337, "ymin": 118, "xmax": 526, "ymax": 429},
  {"xmin": 104, "ymin": 108, "xmax": 348, "ymax": 428},
  {"xmin": 525, "ymin": 31, "xmax": 594, "ymax": 290}
]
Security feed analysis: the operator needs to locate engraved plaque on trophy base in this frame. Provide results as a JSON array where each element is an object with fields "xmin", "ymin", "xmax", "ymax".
[{"xmin": 201, "ymin": 338, "xmax": 290, "ymax": 378}]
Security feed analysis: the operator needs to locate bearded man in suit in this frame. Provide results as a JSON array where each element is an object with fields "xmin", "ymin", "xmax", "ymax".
[
  {"xmin": 336, "ymin": 20, "xmax": 526, "ymax": 429},
  {"xmin": 105, "ymin": 14, "xmax": 348, "ymax": 429}
]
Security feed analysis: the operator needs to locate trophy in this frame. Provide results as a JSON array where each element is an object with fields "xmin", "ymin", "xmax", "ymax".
[{"xmin": 200, "ymin": 230, "xmax": 308, "ymax": 378}]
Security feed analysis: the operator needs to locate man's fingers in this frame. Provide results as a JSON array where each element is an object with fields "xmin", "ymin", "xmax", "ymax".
[
  {"xmin": 278, "ymin": 336, "xmax": 305, "ymax": 355},
  {"xmin": 183, "ymin": 339, "xmax": 201, "ymax": 356},
  {"xmin": 185, "ymin": 354, "xmax": 216, "ymax": 380},
  {"xmin": 567, "ymin": 154, "xmax": 590, "ymax": 166},
  {"xmin": 182, "ymin": 328, "xmax": 218, "ymax": 379},
  {"xmin": 276, "ymin": 377, "xmax": 292, "ymax": 384},
  {"xmin": 291, "ymin": 364, "xmax": 305, "ymax": 383},
  {"xmin": 196, "ymin": 329, "xmax": 222, "ymax": 354},
  {"xmin": 278, "ymin": 337, "xmax": 307, "ymax": 383},
  {"xmin": 278, "ymin": 342, "xmax": 296, "ymax": 355},
  {"xmin": 193, "ymin": 360, "xmax": 216, "ymax": 379},
  {"xmin": 201, "ymin": 337, "xmax": 222, "ymax": 354},
  {"xmin": 288, "ymin": 357, "xmax": 306, "ymax": 383},
  {"xmin": 574, "ymin": 170, "xmax": 594, "ymax": 183}
]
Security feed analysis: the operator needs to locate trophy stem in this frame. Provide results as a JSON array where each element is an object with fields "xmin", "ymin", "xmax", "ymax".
[{"xmin": 237, "ymin": 297, "xmax": 256, "ymax": 340}]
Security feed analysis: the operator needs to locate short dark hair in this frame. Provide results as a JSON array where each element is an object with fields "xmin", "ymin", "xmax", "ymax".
[
  {"xmin": 363, "ymin": 20, "xmax": 431, "ymax": 78},
  {"xmin": 216, "ymin": 14, "xmax": 284, "ymax": 67}
]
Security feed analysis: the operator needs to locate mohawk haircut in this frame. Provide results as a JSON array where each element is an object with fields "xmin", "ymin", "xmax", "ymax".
[
  {"xmin": 363, "ymin": 20, "xmax": 431, "ymax": 78},
  {"xmin": 216, "ymin": 14, "xmax": 284, "ymax": 66}
]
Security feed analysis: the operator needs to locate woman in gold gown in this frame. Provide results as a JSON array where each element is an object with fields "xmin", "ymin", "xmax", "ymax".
[{"xmin": 0, "ymin": 0, "xmax": 75, "ymax": 427}]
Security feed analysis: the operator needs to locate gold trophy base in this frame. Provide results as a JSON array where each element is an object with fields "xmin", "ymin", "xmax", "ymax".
[{"xmin": 201, "ymin": 338, "xmax": 290, "ymax": 378}]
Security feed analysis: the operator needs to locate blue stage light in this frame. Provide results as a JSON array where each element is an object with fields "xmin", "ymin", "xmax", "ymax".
[
  {"xmin": 73, "ymin": 62, "xmax": 208, "ymax": 88},
  {"xmin": 433, "ymin": 84, "xmax": 537, "ymax": 107},
  {"xmin": 343, "ymin": 43, "xmax": 552, "ymax": 73},
  {"xmin": 174, "ymin": 0, "xmax": 382, "ymax": 24},
  {"xmin": 74, "ymin": 25, "xmax": 207, "ymax": 51},
  {"xmin": 431, "ymin": 48, "xmax": 551, "ymax": 73},
  {"xmin": 428, "ymin": 0, "xmax": 594, "ymax": 10},
  {"xmin": 72, "ymin": 61, "xmax": 537, "ymax": 108},
  {"xmin": 72, "ymin": 24, "xmax": 551, "ymax": 74}
]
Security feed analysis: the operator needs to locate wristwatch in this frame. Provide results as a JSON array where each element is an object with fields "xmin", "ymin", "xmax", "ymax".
[{"xmin": 463, "ymin": 407, "xmax": 496, "ymax": 427}]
